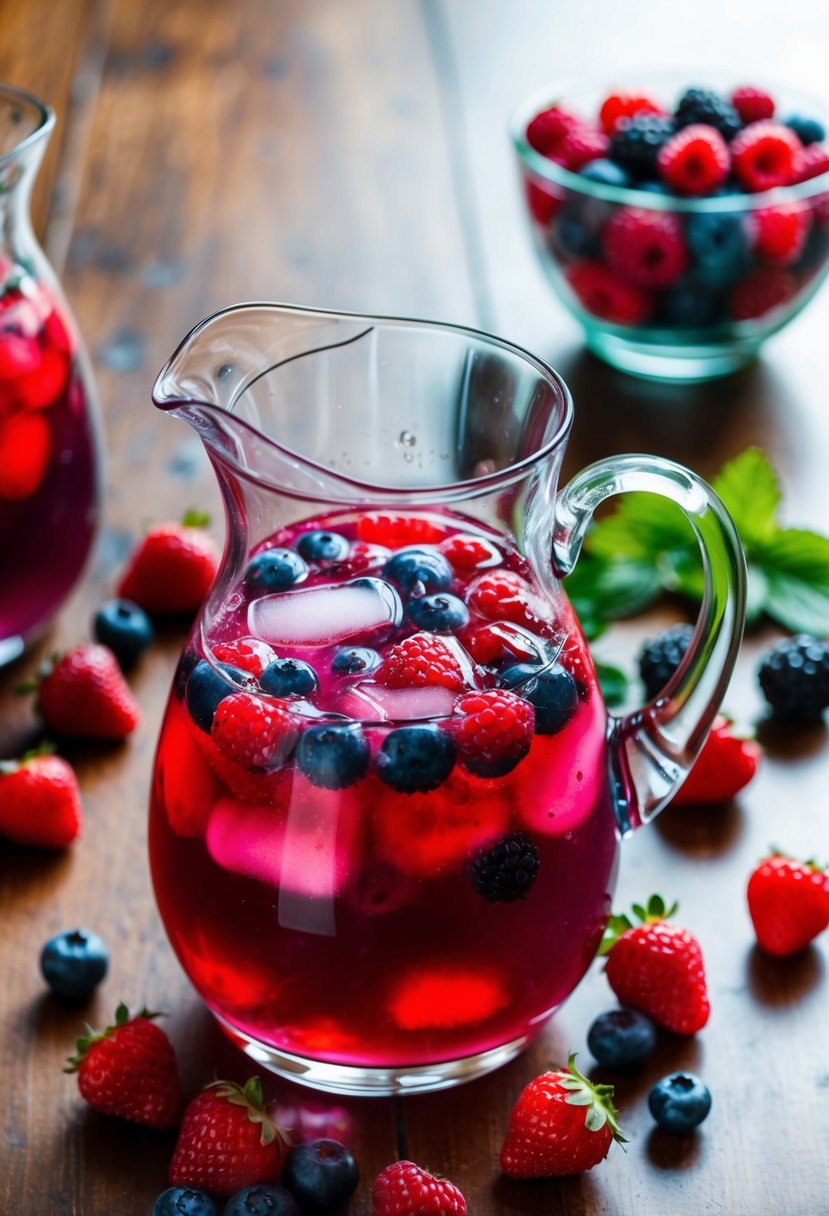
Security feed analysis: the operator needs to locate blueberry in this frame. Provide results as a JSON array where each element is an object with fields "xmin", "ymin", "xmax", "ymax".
[
  {"xmin": 260, "ymin": 657, "xmax": 319, "ymax": 698},
  {"xmin": 223, "ymin": 1184, "xmax": 299, "ymax": 1216},
  {"xmin": 185, "ymin": 659, "xmax": 251, "ymax": 732},
  {"xmin": 382, "ymin": 547, "xmax": 452, "ymax": 593},
  {"xmin": 152, "ymin": 1188, "xmax": 220, "ymax": 1216},
  {"xmin": 553, "ymin": 206, "xmax": 603, "ymax": 259},
  {"xmin": 282, "ymin": 1139, "xmax": 359, "ymax": 1216},
  {"xmin": 648, "ymin": 1072, "xmax": 712, "ymax": 1134},
  {"xmin": 499, "ymin": 663, "xmax": 578, "ymax": 734},
  {"xmin": 785, "ymin": 114, "xmax": 826, "ymax": 145},
  {"xmin": 579, "ymin": 158, "xmax": 631, "ymax": 187},
  {"xmin": 331, "ymin": 646, "xmax": 380, "ymax": 675},
  {"xmin": 40, "ymin": 929, "xmax": 108, "ymax": 1000},
  {"xmin": 92, "ymin": 598, "xmax": 154, "ymax": 667},
  {"xmin": 296, "ymin": 530, "xmax": 350, "ymax": 562},
  {"xmin": 586, "ymin": 1007, "xmax": 657, "ymax": 1069},
  {"xmin": 376, "ymin": 724, "xmax": 456, "ymax": 793},
  {"xmin": 245, "ymin": 548, "xmax": 307, "ymax": 591},
  {"xmin": 660, "ymin": 281, "xmax": 724, "ymax": 328},
  {"xmin": 685, "ymin": 213, "xmax": 749, "ymax": 286},
  {"xmin": 406, "ymin": 592, "xmax": 469, "ymax": 633},
  {"xmin": 296, "ymin": 723, "xmax": 370, "ymax": 789}
]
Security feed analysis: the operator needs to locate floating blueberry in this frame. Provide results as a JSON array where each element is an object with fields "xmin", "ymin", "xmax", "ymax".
[
  {"xmin": 152, "ymin": 1188, "xmax": 220, "ymax": 1216},
  {"xmin": 93, "ymin": 598, "xmax": 154, "ymax": 668},
  {"xmin": 245, "ymin": 548, "xmax": 307, "ymax": 591},
  {"xmin": 282, "ymin": 1139, "xmax": 359, "ymax": 1216},
  {"xmin": 40, "ymin": 928, "xmax": 109, "ymax": 1000},
  {"xmin": 499, "ymin": 663, "xmax": 578, "ymax": 734},
  {"xmin": 784, "ymin": 113, "xmax": 826, "ymax": 145},
  {"xmin": 586, "ymin": 1007, "xmax": 657, "ymax": 1069},
  {"xmin": 260, "ymin": 657, "xmax": 319, "ymax": 698},
  {"xmin": 648, "ymin": 1072, "xmax": 712, "ymax": 1134},
  {"xmin": 223, "ymin": 1184, "xmax": 299, "ymax": 1216},
  {"xmin": 406, "ymin": 592, "xmax": 469, "ymax": 633},
  {"xmin": 470, "ymin": 832, "xmax": 540, "ymax": 902},
  {"xmin": 376, "ymin": 724, "xmax": 456, "ymax": 793},
  {"xmin": 382, "ymin": 547, "xmax": 452, "ymax": 594},
  {"xmin": 185, "ymin": 659, "xmax": 251, "ymax": 732},
  {"xmin": 660, "ymin": 281, "xmax": 724, "ymax": 328},
  {"xmin": 554, "ymin": 205, "xmax": 603, "ymax": 259},
  {"xmin": 685, "ymin": 213, "xmax": 749, "ymax": 286},
  {"xmin": 296, "ymin": 530, "xmax": 350, "ymax": 562},
  {"xmin": 331, "ymin": 646, "xmax": 380, "ymax": 675},
  {"xmin": 296, "ymin": 723, "xmax": 370, "ymax": 789}
]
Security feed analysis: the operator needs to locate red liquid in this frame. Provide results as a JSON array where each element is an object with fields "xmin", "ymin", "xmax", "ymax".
[
  {"xmin": 0, "ymin": 275, "xmax": 98, "ymax": 649},
  {"xmin": 149, "ymin": 511, "xmax": 620, "ymax": 1069}
]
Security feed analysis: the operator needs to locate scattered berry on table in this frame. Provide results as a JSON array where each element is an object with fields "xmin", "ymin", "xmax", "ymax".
[
  {"xmin": 564, "ymin": 260, "xmax": 653, "ymax": 326},
  {"xmin": 152, "ymin": 1188, "xmax": 220, "ymax": 1216},
  {"xmin": 212, "ymin": 637, "xmax": 277, "ymax": 677},
  {"xmin": 599, "ymin": 91, "xmax": 664, "ymax": 135},
  {"xmin": 608, "ymin": 113, "xmax": 676, "ymax": 179},
  {"xmin": 637, "ymin": 623, "xmax": 694, "ymax": 698},
  {"xmin": 245, "ymin": 548, "xmax": 308, "ymax": 591},
  {"xmin": 260, "ymin": 657, "xmax": 319, "ymax": 698},
  {"xmin": 92, "ymin": 597, "xmax": 154, "ymax": 668},
  {"xmin": 377, "ymin": 633, "xmax": 465, "ymax": 691},
  {"xmin": 602, "ymin": 207, "xmax": 688, "ymax": 289},
  {"xmin": 117, "ymin": 512, "xmax": 220, "ymax": 616},
  {"xmin": 0, "ymin": 751, "xmax": 83, "ymax": 848},
  {"xmin": 674, "ymin": 87, "xmax": 742, "ymax": 141},
  {"xmin": 784, "ymin": 113, "xmax": 826, "ymax": 146},
  {"xmin": 731, "ymin": 85, "xmax": 775, "ymax": 125},
  {"xmin": 470, "ymin": 831, "xmax": 541, "ymax": 902},
  {"xmin": 376, "ymin": 724, "xmax": 456, "ymax": 794},
  {"xmin": 211, "ymin": 692, "xmax": 298, "ymax": 770},
  {"xmin": 295, "ymin": 723, "xmax": 370, "ymax": 789},
  {"xmin": 406, "ymin": 592, "xmax": 469, "ymax": 633},
  {"xmin": 586, "ymin": 1007, "xmax": 657, "ymax": 1069},
  {"xmin": 648, "ymin": 1072, "xmax": 712, "ymax": 1133},
  {"xmin": 747, "ymin": 852, "xmax": 829, "ymax": 956},
  {"xmin": 371, "ymin": 1159, "xmax": 467, "ymax": 1216},
  {"xmin": 657, "ymin": 124, "xmax": 730, "ymax": 195},
  {"xmin": 757, "ymin": 634, "xmax": 829, "ymax": 721},
  {"xmin": 185, "ymin": 659, "xmax": 253, "ymax": 733},
  {"xmin": 455, "ymin": 688, "xmax": 535, "ymax": 777},
  {"xmin": 223, "ymin": 1184, "xmax": 299, "ymax": 1216},
  {"xmin": 730, "ymin": 120, "xmax": 802, "ymax": 191},
  {"xmin": 601, "ymin": 894, "xmax": 710, "ymax": 1034},
  {"xmin": 331, "ymin": 646, "xmax": 381, "ymax": 674},
  {"xmin": 670, "ymin": 715, "xmax": 761, "ymax": 806},
  {"xmin": 500, "ymin": 1054, "xmax": 624, "ymax": 1178},
  {"xmin": 382, "ymin": 546, "xmax": 453, "ymax": 594},
  {"xmin": 281, "ymin": 1139, "xmax": 359, "ymax": 1216},
  {"xmin": 65, "ymin": 1002, "xmax": 181, "ymax": 1129},
  {"xmin": 295, "ymin": 530, "xmax": 350, "ymax": 562},
  {"xmin": 499, "ymin": 662, "xmax": 578, "ymax": 735},
  {"xmin": 33, "ymin": 643, "xmax": 140, "ymax": 741},
  {"xmin": 40, "ymin": 928, "xmax": 108, "ymax": 1000}
]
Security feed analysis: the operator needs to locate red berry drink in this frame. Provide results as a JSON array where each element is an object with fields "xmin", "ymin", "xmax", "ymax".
[
  {"xmin": 0, "ymin": 268, "xmax": 99, "ymax": 653},
  {"xmin": 149, "ymin": 510, "xmax": 619, "ymax": 1081}
]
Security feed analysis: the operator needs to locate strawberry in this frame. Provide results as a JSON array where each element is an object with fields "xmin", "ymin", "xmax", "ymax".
[
  {"xmin": 371, "ymin": 1159, "xmax": 467, "ymax": 1216},
  {"xmin": 168, "ymin": 1077, "xmax": 287, "ymax": 1197},
  {"xmin": 500, "ymin": 1054, "xmax": 624, "ymax": 1178},
  {"xmin": 117, "ymin": 510, "xmax": 220, "ymax": 616},
  {"xmin": 671, "ymin": 715, "xmax": 761, "ymax": 806},
  {"xmin": 0, "ymin": 749, "xmax": 82, "ymax": 847},
  {"xmin": 454, "ymin": 689, "xmax": 535, "ymax": 777},
  {"xmin": 29, "ymin": 643, "xmax": 140, "ymax": 741},
  {"xmin": 65, "ymin": 1003, "xmax": 180, "ymax": 1129},
  {"xmin": 601, "ymin": 895, "xmax": 709, "ymax": 1034},
  {"xmin": 210, "ymin": 691, "xmax": 298, "ymax": 769},
  {"xmin": 747, "ymin": 852, "xmax": 829, "ymax": 957},
  {"xmin": 377, "ymin": 632, "xmax": 466, "ymax": 692},
  {"xmin": 0, "ymin": 410, "xmax": 51, "ymax": 500}
]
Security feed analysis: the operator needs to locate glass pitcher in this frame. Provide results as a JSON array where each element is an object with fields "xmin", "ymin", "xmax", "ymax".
[
  {"xmin": 149, "ymin": 303, "xmax": 745, "ymax": 1095},
  {"xmin": 0, "ymin": 84, "xmax": 101, "ymax": 666}
]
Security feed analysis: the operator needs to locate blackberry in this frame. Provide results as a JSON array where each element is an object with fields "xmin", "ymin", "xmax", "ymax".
[
  {"xmin": 675, "ymin": 88, "xmax": 742, "ymax": 141},
  {"xmin": 608, "ymin": 113, "xmax": 676, "ymax": 180},
  {"xmin": 757, "ymin": 634, "xmax": 829, "ymax": 721},
  {"xmin": 638, "ymin": 623, "xmax": 694, "ymax": 699},
  {"xmin": 470, "ymin": 831, "xmax": 541, "ymax": 903}
]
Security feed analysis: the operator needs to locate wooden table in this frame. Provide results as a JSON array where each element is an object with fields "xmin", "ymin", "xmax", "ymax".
[{"xmin": 2, "ymin": 2, "xmax": 829, "ymax": 1213}]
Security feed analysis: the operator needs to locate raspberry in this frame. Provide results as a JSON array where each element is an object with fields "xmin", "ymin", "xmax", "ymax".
[
  {"xmin": 565, "ymin": 260, "xmax": 653, "ymax": 326},
  {"xmin": 757, "ymin": 634, "xmax": 829, "ymax": 721},
  {"xmin": 355, "ymin": 513, "xmax": 448, "ymax": 547},
  {"xmin": 371, "ymin": 1161, "xmax": 467, "ymax": 1216},
  {"xmin": 526, "ymin": 105, "xmax": 581, "ymax": 157},
  {"xmin": 729, "ymin": 265, "xmax": 797, "ymax": 320},
  {"xmin": 638, "ymin": 623, "xmax": 694, "ymax": 699},
  {"xmin": 437, "ymin": 532, "xmax": 502, "ymax": 571},
  {"xmin": 455, "ymin": 688, "xmax": 535, "ymax": 777},
  {"xmin": 608, "ymin": 113, "xmax": 676, "ymax": 179},
  {"xmin": 730, "ymin": 86, "xmax": 775, "ymax": 125},
  {"xmin": 523, "ymin": 175, "xmax": 561, "ymax": 225},
  {"xmin": 794, "ymin": 142, "xmax": 829, "ymax": 183},
  {"xmin": 460, "ymin": 621, "xmax": 542, "ymax": 666},
  {"xmin": 752, "ymin": 204, "xmax": 812, "ymax": 265},
  {"xmin": 377, "ymin": 633, "xmax": 466, "ymax": 691},
  {"xmin": 731, "ymin": 121, "xmax": 802, "ymax": 191},
  {"xmin": 469, "ymin": 831, "xmax": 541, "ymax": 902},
  {"xmin": 466, "ymin": 568, "xmax": 544, "ymax": 629},
  {"xmin": 559, "ymin": 125, "xmax": 609, "ymax": 170},
  {"xmin": 212, "ymin": 637, "xmax": 276, "ymax": 676},
  {"xmin": 657, "ymin": 124, "xmax": 730, "ymax": 195},
  {"xmin": 603, "ymin": 207, "xmax": 688, "ymax": 288},
  {"xmin": 0, "ymin": 410, "xmax": 51, "ymax": 500},
  {"xmin": 675, "ymin": 87, "xmax": 742, "ymax": 141},
  {"xmin": 599, "ymin": 92, "xmax": 664, "ymax": 136},
  {"xmin": 211, "ymin": 692, "xmax": 298, "ymax": 769}
]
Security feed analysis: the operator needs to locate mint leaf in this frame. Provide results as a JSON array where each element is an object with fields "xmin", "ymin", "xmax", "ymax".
[
  {"xmin": 762, "ymin": 572, "xmax": 829, "ymax": 635},
  {"xmin": 564, "ymin": 554, "xmax": 663, "ymax": 624},
  {"xmin": 586, "ymin": 492, "xmax": 692, "ymax": 563},
  {"xmin": 754, "ymin": 527, "xmax": 829, "ymax": 582},
  {"xmin": 595, "ymin": 662, "xmax": 628, "ymax": 708},
  {"xmin": 744, "ymin": 564, "xmax": 770, "ymax": 626},
  {"xmin": 712, "ymin": 447, "xmax": 781, "ymax": 547}
]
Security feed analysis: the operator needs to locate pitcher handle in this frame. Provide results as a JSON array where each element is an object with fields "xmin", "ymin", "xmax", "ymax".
[{"xmin": 553, "ymin": 453, "xmax": 747, "ymax": 835}]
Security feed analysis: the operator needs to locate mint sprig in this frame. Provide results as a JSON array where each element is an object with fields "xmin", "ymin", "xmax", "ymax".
[{"xmin": 568, "ymin": 447, "xmax": 829, "ymax": 637}]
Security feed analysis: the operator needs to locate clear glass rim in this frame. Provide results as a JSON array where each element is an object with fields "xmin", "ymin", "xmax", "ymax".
[
  {"xmin": 0, "ymin": 82, "xmax": 54, "ymax": 169},
  {"xmin": 509, "ymin": 71, "xmax": 829, "ymax": 213},
  {"xmin": 153, "ymin": 300, "xmax": 575, "ymax": 502}
]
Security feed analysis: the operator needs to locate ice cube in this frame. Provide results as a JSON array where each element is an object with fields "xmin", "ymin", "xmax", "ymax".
[
  {"xmin": 248, "ymin": 577, "xmax": 402, "ymax": 648},
  {"xmin": 344, "ymin": 682, "xmax": 458, "ymax": 722}
]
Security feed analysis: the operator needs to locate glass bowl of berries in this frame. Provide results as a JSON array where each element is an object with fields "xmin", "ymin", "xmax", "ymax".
[{"xmin": 511, "ymin": 74, "xmax": 829, "ymax": 380}]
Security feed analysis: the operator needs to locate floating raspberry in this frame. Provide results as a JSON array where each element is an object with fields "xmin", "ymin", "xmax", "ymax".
[
  {"xmin": 211, "ymin": 692, "xmax": 298, "ymax": 769},
  {"xmin": 599, "ymin": 92, "xmax": 664, "ymax": 135},
  {"xmin": 460, "ymin": 621, "xmax": 542, "ymax": 667},
  {"xmin": 455, "ymin": 688, "xmax": 535, "ymax": 777},
  {"xmin": 355, "ymin": 513, "xmax": 448, "ymax": 547},
  {"xmin": 674, "ymin": 87, "xmax": 742, "ymax": 141},
  {"xmin": 731, "ymin": 85, "xmax": 775, "ymax": 125},
  {"xmin": 565, "ymin": 261, "xmax": 653, "ymax": 326},
  {"xmin": 752, "ymin": 204, "xmax": 812, "ymax": 265},
  {"xmin": 731, "ymin": 121, "xmax": 802, "ymax": 191},
  {"xmin": 0, "ymin": 410, "xmax": 51, "ymax": 500},
  {"xmin": 729, "ymin": 265, "xmax": 797, "ymax": 320},
  {"xmin": 212, "ymin": 637, "xmax": 277, "ymax": 677},
  {"xmin": 603, "ymin": 208, "xmax": 688, "ymax": 289},
  {"xmin": 657, "ymin": 124, "xmax": 730, "ymax": 195},
  {"xmin": 466, "ymin": 568, "xmax": 544, "ymax": 629},
  {"xmin": 470, "ymin": 831, "xmax": 541, "ymax": 902},
  {"xmin": 377, "ymin": 633, "xmax": 466, "ymax": 691},
  {"xmin": 438, "ymin": 532, "xmax": 502, "ymax": 571}
]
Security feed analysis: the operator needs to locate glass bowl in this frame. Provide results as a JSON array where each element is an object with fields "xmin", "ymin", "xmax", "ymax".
[{"xmin": 510, "ymin": 73, "xmax": 829, "ymax": 381}]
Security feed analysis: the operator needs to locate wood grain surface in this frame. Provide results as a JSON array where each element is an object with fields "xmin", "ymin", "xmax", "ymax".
[{"xmin": 1, "ymin": 2, "xmax": 828, "ymax": 1213}]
